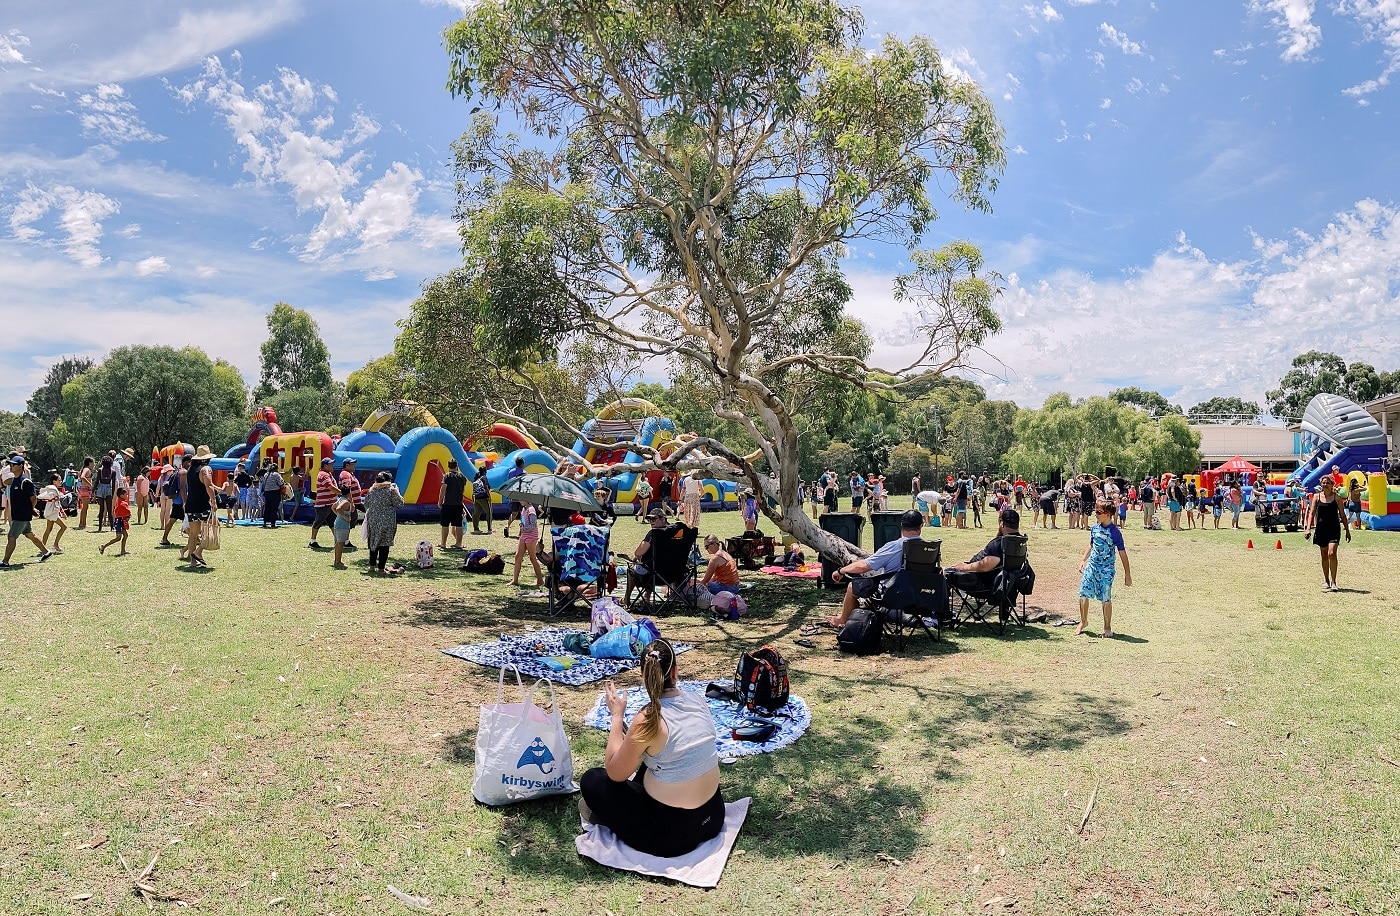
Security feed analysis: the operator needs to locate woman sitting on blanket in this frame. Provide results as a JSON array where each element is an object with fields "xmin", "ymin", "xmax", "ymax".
[{"xmin": 580, "ymin": 639, "xmax": 725, "ymax": 857}]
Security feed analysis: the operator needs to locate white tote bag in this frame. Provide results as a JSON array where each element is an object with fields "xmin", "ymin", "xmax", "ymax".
[{"xmin": 472, "ymin": 664, "xmax": 578, "ymax": 806}]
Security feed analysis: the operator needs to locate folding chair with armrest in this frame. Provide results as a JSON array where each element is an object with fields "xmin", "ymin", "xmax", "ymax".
[
  {"xmin": 947, "ymin": 534, "xmax": 1033, "ymax": 635},
  {"xmin": 872, "ymin": 537, "xmax": 948, "ymax": 649},
  {"xmin": 628, "ymin": 523, "xmax": 699, "ymax": 616},
  {"xmin": 546, "ymin": 524, "xmax": 612, "ymax": 618}
]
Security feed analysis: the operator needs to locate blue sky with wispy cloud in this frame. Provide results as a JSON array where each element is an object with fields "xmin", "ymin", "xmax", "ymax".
[{"xmin": 3, "ymin": 0, "xmax": 1399, "ymax": 414}]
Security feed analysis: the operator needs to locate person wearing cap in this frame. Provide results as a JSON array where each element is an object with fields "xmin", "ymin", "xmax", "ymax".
[
  {"xmin": 335, "ymin": 458, "xmax": 362, "ymax": 545},
  {"xmin": 308, "ymin": 458, "xmax": 340, "ymax": 549},
  {"xmin": 1, "ymin": 454, "xmax": 53, "ymax": 566},
  {"xmin": 824, "ymin": 509, "xmax": 926, "ymax": 628},
  {"xmin": 945, "ymin": 508, "xmax": 1023, "ymax": 595},
  {"xmin": 623, "ymin": 508, "xmax": 671, "ymax": 606}
]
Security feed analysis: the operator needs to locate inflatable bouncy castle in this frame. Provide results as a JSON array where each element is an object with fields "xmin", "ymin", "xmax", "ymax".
[{"xmin": 567, "ymin": 399, "xmax": 738, "ymax": 513}]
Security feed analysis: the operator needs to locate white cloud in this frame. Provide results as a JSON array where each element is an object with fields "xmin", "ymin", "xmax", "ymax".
[
  {"xmin": 846, "ymin": 199, "xmax": 1400, "ymax": 407},
  {"xmin": 39, "ymin": 2, "xmax": 300, "ymax": 90},
  {"xmin": 9, "ymin": 183, "xmax": 120, "ymax": 268},
  {"xmin": 1249, "ymin": 0, "xmax": 1322, "ymax": 62},
  {"xmin": 1336, "ymin": 0, "xmax": 1400, "ymax": 97},
  {"xmin": 1025, "ymin": 3, "xmax": 1062, "ymax": 22},
  {"xmin": 134, "ymin": 256, "xmax": 169, "ymax": 276},
  {"xmin": 940, "ymin": 47, "xmax": 986, "ymax": 84},
  {"xmin": 117, "ymin": 223, "xmax": 141, "ymax": 238},
  {"xmin": 365, "ymin": 267, "xmax": 397, "ymax": 281},
  {"xmin": 1100, "ymin": 97, "xmax": 1112, "ymax": 108},
  {"xmin": 195, "ymin": 265, "xmax": 220, "ymax": 279},
  {"xmin": 1099, "ymin": 22, "xmax": 1145, "ymax": 55},
  {"xmin": 75, "ymin": 84, "xmax": 166, "ymax": 145},
  {"xmin": 172, "ymin": 56, "xmax": 424, "ymax": 259},
  {"xmin": 1, "ymin": 29, "xmax": 32, "ymax": 64}
]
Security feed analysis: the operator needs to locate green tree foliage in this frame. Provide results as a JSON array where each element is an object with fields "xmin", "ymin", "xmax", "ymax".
[
  {"xmin": 263, "ymin": 386, "xmax": 344, "ymax": 437},
  {"xmin": 1266, "ymin": 351, "xmax": 1400, "ymax": 419},
  {"xmin": 1121, "ymin": 413, "xmax": 1201, "ymax": 479},
  {"xmin": 1109, "ymin": 386, "xmax": 1182, "ymax": 418},
  {"xmin": 254, "ymin": 303, "xmax": 333, "ymax": 402},
  {"xmin": 1006, "ymin": 393, "xmax": 1200, "ymax": 481},
  {"xmin": 26, "ymin": 357, "xmax": 95, "ymax": 427},
  {"xmin": 0, "ymin": 412, "xmax": 29, "ymax": 454},
  {"xmin": 815, "ymin": 442, "xmax": 858, "ymax": 477},
  {"xmin": 435, "ymin": 0, "xmax": 1006, "ymax": 558},
  {"xmin": 885, "ymin": 441, "xmax": 932, "ymax": 491},
  {"xmin": 1187, "ymin": 397, "xmax": 1261, "ymax": 424},
  {"xmin": 59, "ymin": 346, "xmax": 249, "ymax": 457}
]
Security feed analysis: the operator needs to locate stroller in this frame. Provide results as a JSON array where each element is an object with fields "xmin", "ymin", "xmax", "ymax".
[{"xmin": 1254, "ymin": 496, "xmax": 1300, "ymax": 533}]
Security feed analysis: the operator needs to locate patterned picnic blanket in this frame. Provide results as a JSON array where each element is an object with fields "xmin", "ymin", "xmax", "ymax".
[
  {"xmin": 442, "ymin": 626, "xmax": 693, "ymax": 687},
  {"xmin": 583, "ymin": 680, "xmax": 811, "ymax": 759}
]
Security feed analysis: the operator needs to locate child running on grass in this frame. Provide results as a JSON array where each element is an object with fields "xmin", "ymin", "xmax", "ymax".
[
  {"xmin": 99, "ymin": 487, "xmax": 131, "ymax": 556},
  {"xmin": 1077, "ymin": 498, "xmax": 1132, "ymax": 638}
]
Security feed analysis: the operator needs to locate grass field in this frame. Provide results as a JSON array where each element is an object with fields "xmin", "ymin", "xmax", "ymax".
[{"xmin": 1, "ymin": 499, "xmax": 1397, "ymax": 914}]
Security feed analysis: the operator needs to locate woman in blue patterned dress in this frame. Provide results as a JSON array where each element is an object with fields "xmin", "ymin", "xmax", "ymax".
[{"xmin": 1077, "ymin": 499, "xmax": 1132, "ymax": 638}]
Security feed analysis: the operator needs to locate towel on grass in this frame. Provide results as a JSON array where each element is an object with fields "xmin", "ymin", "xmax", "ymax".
[
  {"xmin": 759, "ymin": 564, "xmax": 821, "ymax": 579},
  {"xmin": 583, "ymin": 680, "xmax": 810, "ymax": 758},
  {"xmin": 575, "ymin": 798, "xmax": 751, "ymax": 888},
  {"xmin": 443, "ymin": 626, "xmax": 693, "ymax": 687}
]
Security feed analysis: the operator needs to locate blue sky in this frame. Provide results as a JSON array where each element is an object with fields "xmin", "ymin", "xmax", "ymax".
[{"xmin": 3, "ymin": 0, "xmax": 1400, "ymax": 416}]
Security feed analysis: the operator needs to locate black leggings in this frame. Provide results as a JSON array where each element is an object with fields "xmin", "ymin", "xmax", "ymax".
[
  {"xmin": 370, "ymin": 546, "xmax": 390, "ymax": 570},
  {"xmin": 580, "ymin": 767, "xmax": 724, "ymax": 857},
  {"xmin": 262, "ymin": 494, "xmax": 280, "ymax": 526}
]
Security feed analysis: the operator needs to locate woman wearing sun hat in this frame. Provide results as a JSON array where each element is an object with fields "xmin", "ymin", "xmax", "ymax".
[{"xmin": 181, "ymin": 446, "xmax": 219, "ymax": 568}]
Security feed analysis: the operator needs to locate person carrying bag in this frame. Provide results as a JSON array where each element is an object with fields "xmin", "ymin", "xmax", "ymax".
[{"xmin": 473, "ymin": 664, "xmax": 578, "ymax": 806}]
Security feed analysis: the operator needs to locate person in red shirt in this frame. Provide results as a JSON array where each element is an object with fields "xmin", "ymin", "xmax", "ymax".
[
  {"xmin": 1330, "ymin": 465, "xmax": 1345, "ymax": 489},
  {"xmin": 308, "ymin": 457, "xmax": 340, "ymax": 549},
  {"xmin": 337, "ymin": 458, "xmax": 363, "ymax": 549},
  {"xmin": 99, "ymin": 487, "xmax": 131, "ymax": 556}
]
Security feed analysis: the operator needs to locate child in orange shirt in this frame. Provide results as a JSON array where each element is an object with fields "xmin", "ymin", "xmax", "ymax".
[{"xmin": 100, "ymin": 487, "xmax": 131, "ymax": 556}]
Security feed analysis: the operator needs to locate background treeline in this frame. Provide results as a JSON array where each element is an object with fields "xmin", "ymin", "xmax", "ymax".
[{"xmin": 3, "ymin": 298, "xmax": 1393, "ymax": 486}]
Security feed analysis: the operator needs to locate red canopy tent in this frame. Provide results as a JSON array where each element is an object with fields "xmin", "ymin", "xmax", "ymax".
[{"xmin": 1201, "ymin": 456, "xmax": 1262, "ymax": 491}]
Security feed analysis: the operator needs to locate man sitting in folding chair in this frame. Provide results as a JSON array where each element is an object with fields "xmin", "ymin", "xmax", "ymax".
[
  {"xmin": 945, "ymin": 508, "xmax": 1031, "ymax": 631},
  {"xmin": 545, "ymin": 522, "xmax": 611, "ymax": 617},
  {"xmin": 825, "ymin": 510, "xmax": 926, "ymax": 629},
  {"xmin": 627, "ymin": 518, "xmax": 699, "ymax": 616}
]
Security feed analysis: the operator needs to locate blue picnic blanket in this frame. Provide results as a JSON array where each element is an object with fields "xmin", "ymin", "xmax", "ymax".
[
  {"xmin": 442, "ymin": 627, "xmax": 693, "ymax": 687},
  {"xmin": 583, "ymin": 680, "xmax": 810, "ymax": 759}
]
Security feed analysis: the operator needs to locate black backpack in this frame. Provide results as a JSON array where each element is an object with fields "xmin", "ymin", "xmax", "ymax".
[
  {"xmin": 734, "ymin": 645, "xmax": 790, "ymax": 714},
  {"xmin": 837, "ymin": 607, "xmax": 882, "ymax": 655}
]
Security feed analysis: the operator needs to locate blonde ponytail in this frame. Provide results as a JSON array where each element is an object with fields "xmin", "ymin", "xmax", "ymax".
[{"xmin": 630, "ymin": 639, "xmax": 675, "ymax": 745}]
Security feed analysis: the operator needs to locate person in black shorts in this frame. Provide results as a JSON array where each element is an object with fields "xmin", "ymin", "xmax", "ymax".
[{"xmin": 438, "ymin": 459, "xmax": 468, "ymax": 550}]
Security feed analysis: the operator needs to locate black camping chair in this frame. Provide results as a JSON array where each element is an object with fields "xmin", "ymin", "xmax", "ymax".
[
  {"xmin": 867, "ymin": 538, "xmax": 948, "ymax": 649},
  {"xmin": 948, "ymin": 534, "xmax": 1033, "ymax": 635},
  {"xmin": 629, "ymin": 523, "xmax": 699, "ymax": 616}
]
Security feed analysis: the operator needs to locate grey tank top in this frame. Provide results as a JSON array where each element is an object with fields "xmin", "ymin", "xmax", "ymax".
[{"xmin": 641, "ymin": 691, "xmax": 719, "ymax": 783}]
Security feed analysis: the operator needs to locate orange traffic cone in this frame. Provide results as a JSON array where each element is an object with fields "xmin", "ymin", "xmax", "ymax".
[
  {"xmin": 1246, "ymin": 539, "xmax": 1254, "ymax": 549},
  {"xmin": 1275, "ymin": 539, "xmax": 1282, "ymax": 550}
]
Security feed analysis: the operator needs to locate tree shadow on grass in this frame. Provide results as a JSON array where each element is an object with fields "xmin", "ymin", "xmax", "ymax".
[{"xmin": 438, "ymin": 680, "xmax": 1130, "ymax": 881}]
